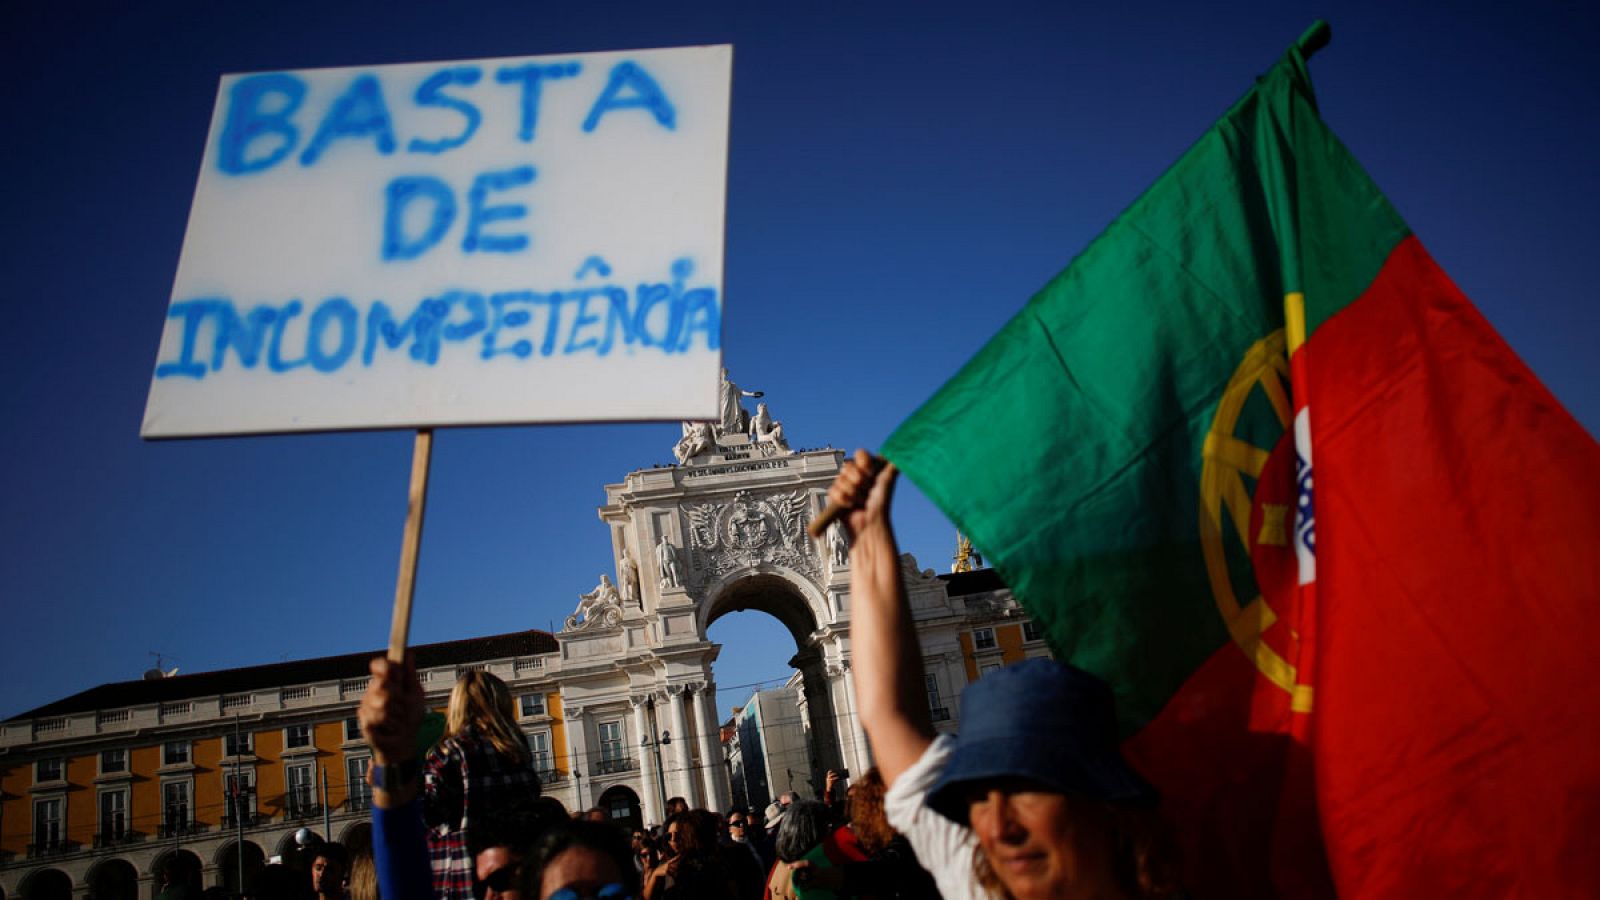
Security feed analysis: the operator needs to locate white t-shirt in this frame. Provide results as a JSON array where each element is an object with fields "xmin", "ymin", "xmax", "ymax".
[{"xmin": 883, "ymin": 735, "xmax": 991, "ymax": 900}]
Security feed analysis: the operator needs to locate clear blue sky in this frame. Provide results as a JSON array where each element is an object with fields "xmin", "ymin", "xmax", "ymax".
[{"xmin": 2, "ymin": 1, "xmax": 1595, "ymax": 720}]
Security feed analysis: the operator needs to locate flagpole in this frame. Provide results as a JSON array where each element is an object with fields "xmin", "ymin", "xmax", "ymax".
[
  {"xmin": 388, "ymin": 429, "xmax": 433, "ymax": 663},
  {"xmin": 233, "ymin": 714, "xmax": 244, "ymax": 897}
]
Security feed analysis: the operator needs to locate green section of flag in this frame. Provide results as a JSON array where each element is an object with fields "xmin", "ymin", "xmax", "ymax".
[{"xmin": 883, "ymin": 24, "xmax": 1408, "ymax": 731}]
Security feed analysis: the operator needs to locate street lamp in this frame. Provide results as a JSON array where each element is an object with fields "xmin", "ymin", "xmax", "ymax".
[{"xmin": 640, "ymin": 730, "xmax": 671, "ymax": 820}]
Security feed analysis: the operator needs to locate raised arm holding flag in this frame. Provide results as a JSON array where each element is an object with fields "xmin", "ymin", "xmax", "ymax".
[{"xmin": 873, "ymin": 20, "xmax": 1600, "ymax": 898}]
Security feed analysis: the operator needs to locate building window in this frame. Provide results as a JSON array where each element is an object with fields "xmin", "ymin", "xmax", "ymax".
[
  {"xmin": 1023, "ymin": 619, "xmax": 1044, "ymax": 642},
  {"xmin": 519, "ymin": 693, "xmax": 546, "ymax": 718},
  {"xmin": 924, "ymin": 673, "xmax": 951, "ymax": 721},
  {"xmin": 36, "ymin": 757, "xmax": 64, "ymax": 782},
  {"xmin": 34, "ymin": 797, "xmax": 64, "ymax": 850},
  {"xmin": 528, "ymin": 731, "xmax": 552, "ymax": 775},
  {"xmin": 225, "ymin": 731, "xmax": 254, "ymax": 757},
  {"xmin": 599, "ymin": 721, "xmax": 623, "ymax": 761},
  {"xmin": 972, "ymin": 628, "xmax": 997, "ymax": 651},
  {"xmin": 345, "ymin": 717, "xmax": 363, "ymax": 742},
  {"xmin": 607, "ymin": 792, "xmax": 632, "ymax": 821},
  {"xmin": 163, "ymin": 741, "xmax": 190, "ymax": 766},
  {"xmin": 162, "ymin": 781, "xmax": 191, "ymax": 834},
  {"xmin": 286, "ymin": 723, "xmax": 313, "ymax": 749},
  {"xmin": 347, "ymin": 757, "xmax": 372, "ymax": 812},
  {"xmin": 224, "ymin": 771, "xmax": 256, "ymax": 823},
  {"xmin": 287, "ymin": 763, "xmax": 316, "ymax": 816},
  {"xmin": 100, "ymin": 789, "xmax": 128, "ymax": 840},
  {"xmin": 101, "ymin": 748, "xmax": 128, "ymax": 774}
]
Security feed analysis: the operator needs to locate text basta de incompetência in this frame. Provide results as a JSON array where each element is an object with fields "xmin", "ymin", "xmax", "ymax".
[{"xmin": 157, "ymin": 56, "xmax": 719, "ymax": 380}]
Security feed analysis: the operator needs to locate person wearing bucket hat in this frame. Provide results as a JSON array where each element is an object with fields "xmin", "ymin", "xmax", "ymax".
[{"xmin": 827, "ymin": 451, "xmax": 1182, "ymax": 900}]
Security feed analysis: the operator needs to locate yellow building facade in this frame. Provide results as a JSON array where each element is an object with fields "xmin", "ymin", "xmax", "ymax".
[{"xmin": 0, "ymin": 631, "xmax": 563, "ymax": 900}]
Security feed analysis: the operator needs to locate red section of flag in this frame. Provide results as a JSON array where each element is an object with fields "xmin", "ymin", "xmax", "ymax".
[
  {"xmin": 1306, "ymin": 236, "xmax": 1600, "ymax": 896},
  {"xmin": 1123, "ymin": 640, "xmax": 1332, "ymax": 898}
]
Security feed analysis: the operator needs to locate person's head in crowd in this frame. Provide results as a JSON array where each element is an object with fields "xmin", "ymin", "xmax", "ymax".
[
  {"xmin": 446, "ymin": 669, "xmax": 530, "ymax": 763},
  {"xmin": 663, "ymin": 796, "xmax": 689, "ymax": 819},
  {"xmin": 763, "ymin": 800, "xmax": 786, "ymax": 834},
  {"xmin": 532, "ymin": 796, "xmax": 569, "ymax": 824},
  {"xmin": 346, "ymin": 845, "xmax": 378, "ymax": 900},
  {"xmin": 726, "ymin": 809, "xmax": 751, "ymax": 843},
  {"xmin": 663, "ymin": 810, "xmax": 715, "ymax": 861},
  {"xmin": 310, "ymin": 844, "xmax": 349, "ymax": 900},
  {"xmin": 469, "ymin": 791, "xmax": 561, "ymax": 900},
  {"xmin": 524, "ymin": 820, "xmax": 639, "ymax": 900},
  {"xmin": 924, "ymin": 660, "xmax": 1179, "ymax": 899},
  {"xmin": 774, "ymin": 800, "xmax": 829, "ymax": 864},
  {"xmin": 846, "ymin": 768, "xmax": 897, "ymax": 856},
  {"xmin": 582, "ymin": 807, "xmax": 608, "ymax": 824},
  {"xmin": 631, "ymin": 831, "xmax": 659, "ymax": 872},
  {"xmin": 778, "ymin": 790, "xmax": 798, "ymax": 809},
  {"xmin": 245, "ymin": 864, "xmax": 303, "ymax": 900}
]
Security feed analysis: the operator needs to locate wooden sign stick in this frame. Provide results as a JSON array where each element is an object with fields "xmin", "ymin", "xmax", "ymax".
[{"xmin": 388, "ymin": 428, "xmax": 434, "ymax": 662}]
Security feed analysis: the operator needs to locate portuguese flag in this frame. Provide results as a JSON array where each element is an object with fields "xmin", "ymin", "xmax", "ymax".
[{"xmin": 882, "ymin": 21, "xmax": 1600, "ymax": 898}]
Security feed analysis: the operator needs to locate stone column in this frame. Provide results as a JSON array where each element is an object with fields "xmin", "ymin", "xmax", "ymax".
[
  {"xmin": 666, "ymin": 686, "xmax": 696, "ymax": 805},
  {"xmin": 836, "ymin": 660, "xmax": 873, "ymax": 773},
  {"xmin": 566, "ymin": 704, "xmax": 591, "ymax": 810},
  {"xmin": 629, "ymin": 695, "xmax": 661, "ymax": 826},
  {"xmin": 793, "ymin": 649, "xmax": 843, "ymax": 781},
  {"xmin": 693, "ymin": 683, "xmax": 730, "ymax": 811}
]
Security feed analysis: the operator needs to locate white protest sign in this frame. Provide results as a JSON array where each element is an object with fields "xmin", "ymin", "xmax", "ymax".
[{"xmin": 143, "ymin": 45, "xmax": 731, "ymax": 437}]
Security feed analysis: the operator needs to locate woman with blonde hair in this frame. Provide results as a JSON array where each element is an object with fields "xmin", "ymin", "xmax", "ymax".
[{"xmin": 423, "ymin": 669, "xmax": 542, "ymax": 900}]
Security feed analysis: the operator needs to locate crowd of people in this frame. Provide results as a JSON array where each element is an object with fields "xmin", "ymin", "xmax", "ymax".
[{"xmin": 341, "ymin": 452, "xmax": 1183, "ymax": 900}]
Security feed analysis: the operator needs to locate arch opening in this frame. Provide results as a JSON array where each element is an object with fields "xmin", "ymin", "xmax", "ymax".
[
  {"xmin": 148, "ymin": 850, "xmax": 201, "ymax": 900},
  {"xmin": 18, "ymin": 869, "xmax": 72, "ymax": 900},
  {"xmin": 216, "ymin": 841, "xmax": 266, "ymax": 896},
  {"xmin": 87, "ymin": 858, "xmax": 139, "ymax": 900},
  {"xmin": 597, "ymin": 785, "xmax": 642, "ymax": 832},
  {"xmin": 704, "ymin": 572, "xmax": 844, "ymax": 817}
]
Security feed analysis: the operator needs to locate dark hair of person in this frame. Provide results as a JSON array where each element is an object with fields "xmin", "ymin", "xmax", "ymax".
[
  {"xmin": 663, "ymin": 810, "xmax": 715, "ymax": 858},
  {"xmin": 246, "ymin": 864, "xmax": 304, "ymax": 900},
  {"xmin": 313, "ymin": 842, "xmax": 349, "ymax": 869},
  {"xmin": 522, "ymin": 820, "xmax": 639, "ymax": 899},
  {"xmin": 532, "ymin": 795, "xmax": 569, "ymax": 822},
  {"xmin": 969, "ymin": 797, "xmax": 1182, "ymax": 898},
  {"xmin": 774, "ymin": 799, "xmax": 829, "ymax": 863},
  {"xmin": 468, "ymin": 790, "xmax": 554, "ymax": 858},
  {"xmin": 846, "ymin": 769, "xmax": 896, "ymax": 856}
]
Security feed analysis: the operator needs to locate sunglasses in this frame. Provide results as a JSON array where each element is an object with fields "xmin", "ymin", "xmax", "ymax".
[
  {"xmin": 728, "ymin": 819, "xmax": 746, "ymax": 827},
  {"xmin": 547, "ymin": 885, "xmax": 633, "ymax": 900}
]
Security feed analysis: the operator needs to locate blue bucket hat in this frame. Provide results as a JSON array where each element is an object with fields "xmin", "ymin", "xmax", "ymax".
[{"xmin": 925, "ymin": 659, "xmax": 1156, "ymax": 824}]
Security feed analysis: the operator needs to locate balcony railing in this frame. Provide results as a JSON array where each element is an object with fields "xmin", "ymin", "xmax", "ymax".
[
  {"xmin": 535, "ymin": 768, "xmax": 567, "ymax": 785},
  {"xmin": 347, "ymin": 794, "xmax": 373, "ymax": 813},
  {"xmin": 929, "ymin": 706, "xmax": 951, "ymax": 722},
  {"xmin": 27, "ymin": 839, "xmax": 73, "ymax": 858},
  {"xmin": 221, "ymin": 813, "xmax": 261, "ymax": 828},
  {"xmin": 159, "ymin": 821, "xmax": 206, "ymax": 838},
  {"xmin": 94, "ymin": 830, "xmax": 142, "ymax": 848},
  {"xmin": 593, "ymin": 756, "xmax": 638, "ymax": 776},
  {"xmin": 285, "ymin": 802, "xmax": 323, "ymax": 820}
]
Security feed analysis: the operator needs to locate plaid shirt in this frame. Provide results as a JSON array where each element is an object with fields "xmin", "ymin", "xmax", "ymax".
[{"xmin": 423, "ymin": 726, "xmax": 541, "ymax": 900}]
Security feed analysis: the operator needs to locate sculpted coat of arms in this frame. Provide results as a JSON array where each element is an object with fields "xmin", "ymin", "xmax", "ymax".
[{"xmin": 684, "ymin": 490, "xmax": 817, "ymax": 582}]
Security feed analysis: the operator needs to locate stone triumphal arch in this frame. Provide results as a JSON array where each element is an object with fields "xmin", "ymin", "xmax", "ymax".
[{"xmin": 552, "ymin": 374, "xmax": 1019, "ymax": 824}]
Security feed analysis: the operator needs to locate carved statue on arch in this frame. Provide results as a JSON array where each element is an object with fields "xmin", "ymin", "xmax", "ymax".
[{"xmin": 566, "ymin": 574, "xmax": 623, "ymax": 630}]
